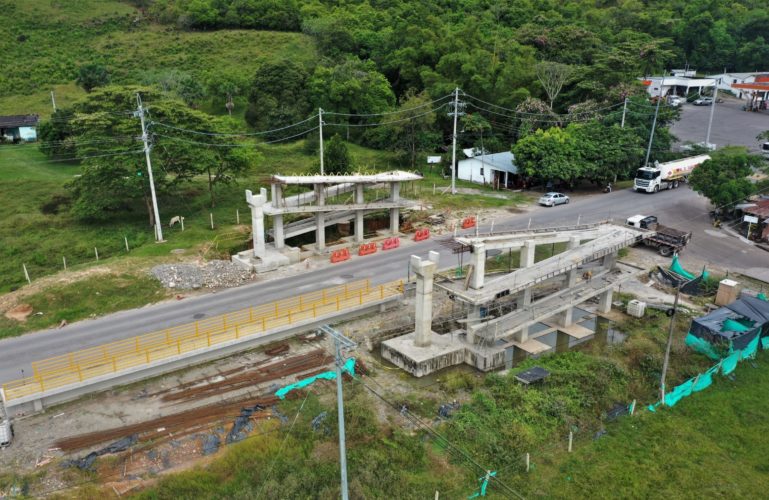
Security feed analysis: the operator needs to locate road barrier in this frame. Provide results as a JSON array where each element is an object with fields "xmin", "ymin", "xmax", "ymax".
[
  {"xmin": 382, "ymin": 237, "xmax": 400, "ymax": 250},
  {"xmin": 461, "ymin": 216, "xmax": 476, "ymax": 229},
  {"xmin": 413, "ymin": 228, "xmax": 430, "ymax": 242},
  {"xmin": 330, "ymin": 248, "xmax": 351, "ymax": 263},
  {"xmin": 2, "ymin": 279, "xmax": 403, "ymax": 402},
  {"xmin": 358, "ymin": 242, "xmax": 377, "ymax": 256}
]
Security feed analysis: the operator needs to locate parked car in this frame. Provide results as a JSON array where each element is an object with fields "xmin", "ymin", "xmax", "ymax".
[
  {"xmin": 693, "ymin": 97, "xmax": 713, "ymax": 106},
  {"xmin": 538, "ymin": 192, "xmax": 570, "ymax": 207},
  {"xmin": 668, "ymin": 96, "xmax": 684, "ymax": 107}
]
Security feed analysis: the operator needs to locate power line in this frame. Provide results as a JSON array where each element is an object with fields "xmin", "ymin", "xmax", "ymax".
[
  {"xmin": 324, "ymin": 93, "xmax": 454, "ymax": 117},
  {"xmin": 324, "ymin": 103, "xmax": 449, "ymax": 127},
  {"xmin": 152, "ymin": 126, "xmax": 319, "ymax": 148},
  {"xmin": 149, "ymin": 114, "xmax": 319, "ymax": 137}
]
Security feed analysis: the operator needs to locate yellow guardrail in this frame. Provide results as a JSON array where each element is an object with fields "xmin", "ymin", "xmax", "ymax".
[{"xmin": 2, "ymin": 279, "xmax": 403, "ymax": 401}]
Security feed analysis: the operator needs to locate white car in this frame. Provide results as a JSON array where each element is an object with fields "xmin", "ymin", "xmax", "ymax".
[
  {"xmin": 538, "ymin": 192, "xmax": 570, "ymax": 207},
  {"xmin": 693, "ymin": 97, "xmax": 713, "ymax": 106},
  {"xmin": 668, "ymin": 96, "xmax": 684, "ymax": 107}
]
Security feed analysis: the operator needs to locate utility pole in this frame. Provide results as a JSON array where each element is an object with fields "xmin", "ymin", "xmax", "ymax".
[
  {"xmin": 660, "ymin": 281, "xmax": 683, "ymax": 404},
  {"xmin": 450, "ymin": 88, "xmax": 459, "ymax": 195},
  {"xmin": 319, "ymin": 108, "xmax": 325, "ymax": 175},
  {"xmin": 705, "ymin": 77, "xmax": 720, "ymax": 149},
  {"xmin": 621, "ymin": 97, "xmax": 628, "ymax": 128},
  {"xmin": 136, "ymin": 93, "xmax": 163, "ymax": 242},
  {"xmin": 50, "ymin": 91, "xmax": 57, "ymax": 112},
  {"xmin": 644, "ymin": 74, "xmax": 665, "ymax": 167},
  {"xmin": 319, "ymin": 325, "xmax": 357, "ymax": 500}
]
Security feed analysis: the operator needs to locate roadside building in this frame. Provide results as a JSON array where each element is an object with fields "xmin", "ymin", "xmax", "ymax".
[
  {"xmin": 641, "ymin": 76, "xmax": 716, "ymax": 99},
  {"xmin": 0, "ymin": 115, "xmax": 39, "ymax": 142},
  {"xmin": 741, "ymin": 199, "xmax": 769, "ymax": 242},
  {"xmin": 707, "ymin": 72, "xmax": 769, "ymax": 102},
  {"xmin": 457, "ymin": 151, "xmax": 517, "ymax": 189}
]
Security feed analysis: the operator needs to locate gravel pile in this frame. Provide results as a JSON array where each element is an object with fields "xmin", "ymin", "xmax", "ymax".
[{"xmin": 150, "ymin": 260, "xmax": 253, "ymax": 289}]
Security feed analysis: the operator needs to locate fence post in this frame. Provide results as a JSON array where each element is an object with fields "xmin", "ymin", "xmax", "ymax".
[
  {"xmin": 236, "ymin": 209, "xmax": 240, "ymax": 224},
  {"xmin": 62, "ymin": 256, "xmax": 67, "ymax": 270},
  {"xmin": 235, "ymin": 325, "xmax": 240, "ymax": 339},
  {"xmin": 94, "ymin": 247, "xmax": 99, "ymax": 261},
  {"xmin": 336, "ymin": 296, "xmax": 341, "ymax": 311},
  {"xmin": 181, "ymin": 217, "xmax": 185, "ymax": 231},
  {"xmin": 210, "ymin": 213, "xmax": 214, "ymax": 230},
  {"xmin": 568, "ymin": 431, "xmax": 573, "ymax": 452},
  {"xmin": 525, "ymin": 453, "xmax": 530, "ymax": 472},
  {"xmin": 262, "ymin": 317, "xmax": 266, "ymax": 331},
  {"xmin": 176, "ymin": 339, "xmax": 181, "ymax": 354},
  {"xmin": 359, "ymin": 289, "xmax": 363, "ymax": 305},
  {"xmin": 124, "ymin": 236, "xmax": 130, "ymax": 252},
  {"xmin": 23, "ymin": 264, "xmax": 31, "ymax": 284},
  {"xmin": 249, "ymin": 307, "xmax": 253, "ymax": 321}
]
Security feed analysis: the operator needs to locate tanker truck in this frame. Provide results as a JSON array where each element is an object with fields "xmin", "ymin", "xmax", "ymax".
[{"xmin": 633, "ymin": 154, "xmax": 711, "ymax": 193}]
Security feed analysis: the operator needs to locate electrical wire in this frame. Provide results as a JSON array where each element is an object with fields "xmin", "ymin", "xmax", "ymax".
[
  {"xmin": 1, "ymin": 149, "xmax": 144, "ymax": 165},
  {"xmin": 323, "ymin": 93, "xmax": 454, "ymax": 117},
  {"xmin": 152, "ymin": 126, "xmax": 319, "ymax": 148},
  {"xmin": 149, "ymin": 114, "xmax": 319, "ymax": 137},
  {"xmin": 324, "ymin": 103, "xmax": 449, "ymax": 128},
  {"xmin": 463, "ymin": 92, "xmax": 625, "ymax": 118}
]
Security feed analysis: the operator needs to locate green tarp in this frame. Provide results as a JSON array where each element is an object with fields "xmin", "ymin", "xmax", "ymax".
[
  {"xmin": 740, "ymin": 334, "xmax": 760, "ymax": 360},
  {"xmin": 721, "ymin": 351, "xmax": 740, "ymax": 375},
  {"xmin": 762, "ymin": 337, "xmax": 769, "ymax": 350},
  {"xmin": 275, "ymin": 358, "xmax": 356, "ymax": 400},
  {"xmin": 758, "ymin": 293, "xmax": 768, "ymax": 301},
  {"xmin": 722, "ymin": 318, "xmax": 752, "ymax": 333},
  {"xmin": 692, "ymin": 371, "xmax": 713, "ymax": 392},
  {"xmin": 685, "ymin": 333, "xmax": 722, "ymax": 360},
  {"xmin": 670, "ymin": 254, "xmax": 696, "ymax": 280}
]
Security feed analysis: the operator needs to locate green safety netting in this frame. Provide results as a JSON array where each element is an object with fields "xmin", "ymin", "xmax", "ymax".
[
  {"xmin": 468, "ymin": 471, "xmax": 497, "ymax": 498},
  {"xmin": 275, "ymin": 358, "xmax": 356, "ymax": 400},
  {"xmin": 740, "ymin": 334, "xmax": 760, "ymax": 360},
  {"xmin": 758, "ymin": 293, "xmax": 768, "ymax": 301},
  {"xmin": 692, "ymin": 369, "xmax": 714, "ymax": 392},
  {"xmin": 721, "ymin": 351, "xmax": 740, "ymax": 375},
  {"xmin": 721, "ymin": 318, "xmax": 752, "ymax": 333},
  {"xmin": 670, "ymin": 254, "xmax": 696, "ymax": 280},
  {"xmin": 685, "ymin": 333, "xmax": 722, "ymax": 360},
  {"xmin": 762, "ymin": 337, "xmax": 769, "ymax": 350}
]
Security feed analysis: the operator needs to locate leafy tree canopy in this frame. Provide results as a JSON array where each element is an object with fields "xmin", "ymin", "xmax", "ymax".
[{"xmin": 689, "ymin": 146, "xmax": 763, "ymax": 211}]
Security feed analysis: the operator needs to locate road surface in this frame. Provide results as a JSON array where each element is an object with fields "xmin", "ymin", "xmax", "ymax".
[{"xmin": 0, "ymin": 186, "xmax": 766, "ymax": 384}]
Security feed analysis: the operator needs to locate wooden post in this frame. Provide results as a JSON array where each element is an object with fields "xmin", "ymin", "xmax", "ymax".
[
  {"xmin": 568, "ymin": 431, "xmax": 573, "ymax": 452},
  {"xmin": 23, "ymin": 264, "xmax": 31, "ymax": 284},
  {"xmin": 210, "ymin": 213, "xmax": 214, "ymax": 230},
  {"xmin": 94, "ymin": 247, "xmax": 99, "ymax": 261},
  {"xmin": 236, "ymin": 209, "xmax": 240, "ymax": 225},
  {"xmin": 62, "ymin": 256, "xmax": 67, "ymax": 270},
  {"xmin": 181, "ymin": 217, "xmax": 185, "ymax": 231},
  {"xmin": 525, "ymin": 452, "xmax": 530, "ymax": 472},
  {"xmin": 630, "ymin": 399, "xmax": 637, "ymax": 415},
  {"xmin": 124, "ymin": 236, "xmax": 130, "ymax": 252}
]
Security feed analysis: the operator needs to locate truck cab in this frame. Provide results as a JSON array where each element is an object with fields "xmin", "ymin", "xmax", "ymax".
[
  {"xmin": 634, "ymin": 155, "xmax": 710, "ymax": 193},
  {"xmin": 626, "ymin": 214, "xmax": 658, "ymax": 230},
  {"xmin": 761, "ymin": 142, "xmax": 769, "ymax": 159}
]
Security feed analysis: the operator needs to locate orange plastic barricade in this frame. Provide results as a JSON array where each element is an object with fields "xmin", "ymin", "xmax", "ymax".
[
  {"xmin": 413, "ymin": 228, "xmax": 430, "ymax": 242},
  {"xmin": 382, "ymin": 237, "xmax": 400, "ymax": 250},
  {"xmin": 358, "ymin": 242, "xmax": 377, "ymax": 256},
  {"xmin": 461, "ymin": 216, "xmax": 476, "ymax": 229},
  {"xmin": 330, "ymin": 248, "xmax": 351, "ymax": 263}
]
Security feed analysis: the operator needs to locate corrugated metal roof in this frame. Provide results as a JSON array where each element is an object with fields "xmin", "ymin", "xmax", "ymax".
[
  {"xmin": 0, "ymin": 115, "xmax": 39, "ymax": 128},
  {"xmin": 744, "ymin": 200, "xmax": 769, "ymax": 218},
  {"xmin": 458, "ymin": 151, "xmax": 517, "ymax": 173}
]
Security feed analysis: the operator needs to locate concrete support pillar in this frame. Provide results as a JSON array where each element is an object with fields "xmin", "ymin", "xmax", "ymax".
[
  {"xmin": 316, "ymin": 183, "xmax": 326, "ymax": 252},
  {"xmin": 560, "ymin": 307, "xmax": 574, "ymax": 327},
  {"xmin": 246, "ymin": 188, "xmax": 267, "ymax": 258},
  {"xmin": 354, "ymin": 183, "xmax": 364, "ymax": 243},
  {"xmin": 274, "ymin": 214, "xmax": 285, "ymax": 249},
  {"xmin": 515, "ymin": 288, "xmax": 533, "ymax": 342},
  {"xmin": 603, "ymin": 251, "xmax": 617, "ymax": 271},
  {"xmin": 390, "ymin": 182, "xmax": 400, "ymax": 235},
  {"xmin": 598, "ymin": 289, "xmax": 613, "ymax": 314},
  {"xmin": 559, "ymin": 235, "xmax": 582, "ymax": 324},
  {"xmin": 412, "ymin": 251, "xmax": 439, "ymax": 347},
  {"xmin": 470, "ymin": 243, "xmax": 486, "ymax": 290},
  {"xmin": 465, "ymin": 305, "xmax": 483, "ymax": 345},
  {"xmin": 520, "ymin": 240, "xmax": 536, "ymax": 268}
]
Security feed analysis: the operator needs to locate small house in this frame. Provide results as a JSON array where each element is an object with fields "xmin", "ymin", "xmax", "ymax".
[
  {"xmin": 457, "ymin": 151, "xmax": 517, "ymax": 189},
  {"xmin": 0, "ymin": 115, "xmax": 39, "ymax": 142}
]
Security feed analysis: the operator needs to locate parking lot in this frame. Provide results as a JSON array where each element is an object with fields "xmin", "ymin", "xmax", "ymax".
[{"xmin": 670, "ymin": 97, "xmax": 769, "ymax": 153}]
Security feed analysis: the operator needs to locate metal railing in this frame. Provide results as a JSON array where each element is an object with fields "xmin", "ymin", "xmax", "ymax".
[{"xmin": 2, "ymin": 279, "xmax": 403, "ymax": 402}]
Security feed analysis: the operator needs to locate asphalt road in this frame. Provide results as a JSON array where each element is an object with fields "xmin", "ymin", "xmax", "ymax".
[
  {"xmin": 0, "ymin": 186, "xmax": 766, "ymax": 384},
  {"xmin": 670, "ymin": 97, "xmax": 769, "ymax": 153}
]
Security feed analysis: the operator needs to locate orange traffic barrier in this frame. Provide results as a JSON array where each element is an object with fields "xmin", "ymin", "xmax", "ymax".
[
  {"xmin": 330, "ymin": 248, "xmax": 351, "ymax": 263},
  {"xmin": 382, "ymin": 237, "xmax": 400, "ymax": 250},
  {"xmin": 358, "ymin": 242, "xmax": 377, "ymax": 256},
  {"xmin": 413, "ymin": 228, "xmax": 430, "ymax": 242},
  {"xmin": 461, "ymin": 216, "xmax": 476, "ymax": 229}
]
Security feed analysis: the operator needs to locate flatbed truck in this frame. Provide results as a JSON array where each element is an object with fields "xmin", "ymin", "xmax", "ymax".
[{"xmin": 626, "ymin": 215, "xmax": 692, "ymax": 256}]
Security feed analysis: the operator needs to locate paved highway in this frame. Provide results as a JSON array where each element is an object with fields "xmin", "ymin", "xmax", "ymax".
[{"xmin": 0, "ymin": 186, "xmax": 766, "ymax": 384}]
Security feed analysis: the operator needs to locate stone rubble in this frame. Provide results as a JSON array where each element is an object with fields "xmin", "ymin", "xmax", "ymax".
[{"xmin": 150, "ymin": 260, "xmax": 254, "ymax": 290}]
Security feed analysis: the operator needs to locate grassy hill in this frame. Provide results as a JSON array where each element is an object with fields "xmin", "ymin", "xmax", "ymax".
[{"xmin": 0, "ymin": 0, "xmax": 315, "ymax": 117}]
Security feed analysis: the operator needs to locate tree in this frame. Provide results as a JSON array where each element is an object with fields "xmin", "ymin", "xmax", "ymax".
[
  {"xmin": 383, "ymin": 90, "xmax": 438, "ymax": 168},
  {"xmin": 323, "ymin": 134, "xmax": 352, "ymax": 174},
  {"xmin": 513, "ymin": 126, "xmax": 584, "ymax": 184},
  {"xmin": 76, "ymin": 63, "xmax": 110, "ymax": 92},
  {"xmin": 689, "ymin": 147, "xmax": 761, "ymax": 211},
  {"xmin": 535, "ymin": 61, "xmax": 574, "ymax": 109},
  {"xmin": 462, "ymin": 113, "xmax": 491, "ymax": 156},
  {"xmin": 245, "ymin": 60, "xmax": 311, "ymax": 137}
]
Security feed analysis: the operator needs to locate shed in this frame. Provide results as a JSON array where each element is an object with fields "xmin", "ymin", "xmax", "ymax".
[
  {"xmin": 457, "ymin": 151, "xmax": 517, "ymax": 188},
  {"xmin": 0, "ymin": 115, "xmax": 39, "ymax": 142}
]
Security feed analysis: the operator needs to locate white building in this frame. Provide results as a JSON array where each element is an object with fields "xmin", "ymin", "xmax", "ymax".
[
  {"xmin": 642, "ymin": 76, "xmax": 716, "ymax": 98},
  {"xmin": 0, "ymin": 115, "xmax": 38, "ymax": 142},
  {"xmin": 707, "ymin": 72, "xmax": 769, "ymax": 100},
  {"xmin": 457, "ymin": 151, "xmax": 517, "ymax": 188}
]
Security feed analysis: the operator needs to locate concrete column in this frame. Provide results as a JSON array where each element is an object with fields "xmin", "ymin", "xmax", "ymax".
[
  {"xmin": 470, "ymin": 243, "xmax": 486, "ymax": 290},
  {"xmin": 520, "ymin": 240, "xmax": 536, "ymax": 268},
  {"xmin": 274, "ymin": 214, "xmax": 285, "ymax": 249},
  {"xmin": 603, "ymin": 251, "xmax": 617, "ymax": 271},
  {"xmin": 316, "ymin": 183, "xmax": 326, "ymax": 252},
  {"xmin": 246, "ymin": 188, "xmax": 267, "ymax": 258},
  {"xmin": 562, "ymin": 235, "xmax": 581, "ymax": 332},
  {"xmin": 412, "ymin": 251, "xmax": 438, "ymax": 347},
  {"xmin": 354, "ymin": 183, "xmax": 364, "ymax": 243},
  {"xmin": 516, "ymin": 288, "xmax": 532, "ymax": 342},
  {"xmin": 598, "ymin": 289, "xmax": 613, "ymax": 314},
  {"xmin": 560, "ymin": 307, "xmax": 574, "ymax": 327},
  {"xmin": 465, "ymin": 304, "xmax": 483, "ymax": 345},
  {"xmin": 274, "ymin": 184, "xmax": 283, "ymax": 207},
  {"xmin": 390, "ymin": 182, "xmax": 400, "ymax": 235}
]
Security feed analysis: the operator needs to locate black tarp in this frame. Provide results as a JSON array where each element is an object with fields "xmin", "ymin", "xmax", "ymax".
[{"xmin": 689, "ymin": 294, "xmax": 769, "ymax": 350}]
